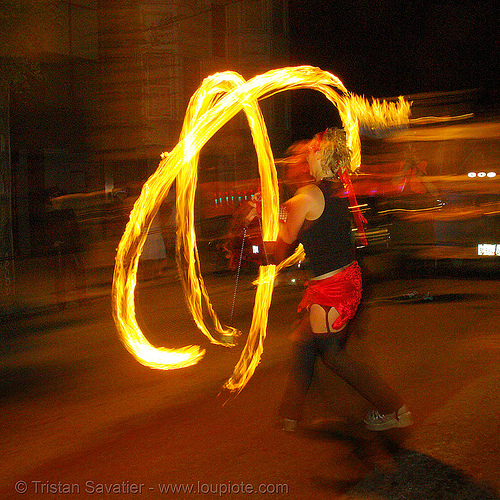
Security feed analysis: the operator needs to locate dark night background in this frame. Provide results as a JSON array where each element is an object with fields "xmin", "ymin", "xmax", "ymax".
[{"xmin": 287, "ymin": 0, "xmax": 499, "ymax": 137}]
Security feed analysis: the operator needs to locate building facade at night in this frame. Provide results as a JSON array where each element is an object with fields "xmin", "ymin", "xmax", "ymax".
[
  {"xmin": 4, "ymin": 0, "xmax": 290, "ymax": 257},
  {"xmin": 97, "ymin": 0, "xmax": 290, "ymax": 189}
]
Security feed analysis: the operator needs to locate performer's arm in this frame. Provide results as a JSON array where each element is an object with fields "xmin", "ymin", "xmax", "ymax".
[
  {"xmin": 249, "ymin": 184, "xmax": 321, "ymax": 265},
  {"xmin": 263, "ymin": 237, "xmax": 290, "ymax": 265},
  {"xmin": 278, "ymin": 184, "xmax": 322, "ymax": 244}
]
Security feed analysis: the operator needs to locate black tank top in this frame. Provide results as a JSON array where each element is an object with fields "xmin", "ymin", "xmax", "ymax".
[{"xmin": 298, "ymin": 181, "xmax": 356, "ymax": 276}]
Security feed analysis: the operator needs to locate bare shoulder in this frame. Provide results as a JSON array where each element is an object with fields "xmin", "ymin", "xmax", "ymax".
[
  {"xmin": 285, "ymin": 184, "xmax": 321, "ymax": 211},
  {"xmin": 293, "ymin": 183, "xmax": 324, "ymax": 221},
  {"xmin": 279, "ymin": 184, "xmax": 324, "ymax": 243},
  {"xmin": 296, "ymin": 183, "xmax": 323, "ymax": 200}
]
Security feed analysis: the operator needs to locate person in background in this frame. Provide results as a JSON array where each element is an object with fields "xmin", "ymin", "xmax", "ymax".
[{"xmin": 44, "ymin": 188, "xmax": 87, "ymax": 309}]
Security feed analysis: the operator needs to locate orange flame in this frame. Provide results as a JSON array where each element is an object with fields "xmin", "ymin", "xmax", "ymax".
[{"xmin": 112, "ymin": 66, "xmax": 411, "ymax": 390}]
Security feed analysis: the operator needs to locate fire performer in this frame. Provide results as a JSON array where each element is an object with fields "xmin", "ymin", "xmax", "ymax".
[{"xmin": 250, "ymin": 128, "xmax": 413, "ymax": 432}]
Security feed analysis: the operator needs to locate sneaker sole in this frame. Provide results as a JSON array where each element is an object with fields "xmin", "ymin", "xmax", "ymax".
[{"xmin": 365, "ymin": 411, "xmax": 413, "ymax": 431}]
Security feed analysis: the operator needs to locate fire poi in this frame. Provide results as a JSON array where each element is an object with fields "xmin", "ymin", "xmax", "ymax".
[{"xmin": 112, "ymin": 66, "xmax": 411, "ymax": 393}]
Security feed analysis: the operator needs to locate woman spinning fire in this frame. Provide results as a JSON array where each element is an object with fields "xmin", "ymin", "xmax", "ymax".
[{"xmin": 247, "ymin": 128, "xmax": 413, "ymax": 432}]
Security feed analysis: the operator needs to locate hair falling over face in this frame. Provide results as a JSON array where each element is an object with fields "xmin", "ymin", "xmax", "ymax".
[
  {"xmin": 280, "ymin": 140, "xmax": 315, "ymax": 190},
  {"xmin": 279, "ymin": 128, "xmax": 352, "ymax": 188}
]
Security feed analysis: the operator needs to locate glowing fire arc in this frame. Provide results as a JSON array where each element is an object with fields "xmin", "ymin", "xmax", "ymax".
[{"xmin": 112, "ymin": 65, "xmax": 410, "ymax": 393}]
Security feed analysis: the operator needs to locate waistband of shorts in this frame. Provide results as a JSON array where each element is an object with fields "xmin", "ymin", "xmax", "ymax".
[{"xmin": 310, "ymin": 261, "xmax": 357, "ymax": 281}]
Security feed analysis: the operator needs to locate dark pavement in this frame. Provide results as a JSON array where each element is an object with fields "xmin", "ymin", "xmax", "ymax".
[{"xmin": 1, "ymin": 252, "xmax": 500, "ymax": 499}]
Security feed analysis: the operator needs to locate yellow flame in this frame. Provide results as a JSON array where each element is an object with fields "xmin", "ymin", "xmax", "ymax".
[
  {"xmin": 348, "ymin": 94, "xmax": 411, "ymax": 131},
  {"xmin": 112, "ymin": 65, "xmax": 411, "ymax": 390}
]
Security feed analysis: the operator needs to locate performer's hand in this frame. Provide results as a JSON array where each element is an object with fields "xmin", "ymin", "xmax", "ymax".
[
  {"xmin": 245, "ymin": 205, "xmax": 258, "ymax": 226},
  {"xmin": 252, "ymin": 191, "xmax": 262, "ymax": 218}
]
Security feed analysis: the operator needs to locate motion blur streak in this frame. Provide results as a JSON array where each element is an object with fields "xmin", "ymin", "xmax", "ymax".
[{"xmin": 112, "ymin": 66, "xmax": 411, "ymax": 390}]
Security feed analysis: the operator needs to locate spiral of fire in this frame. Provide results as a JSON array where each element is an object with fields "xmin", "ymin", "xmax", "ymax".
[{"xmin": 112, "ymin": 65, "xmax": 410, "ymax": 392}]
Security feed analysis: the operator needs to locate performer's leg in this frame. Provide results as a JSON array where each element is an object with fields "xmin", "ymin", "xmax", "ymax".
[
  {"xmin": 320, "ymin": 328, "xmax": 403, "ymax": 414},
  {"xmin": 279, "ymin": 317, "xmax": 317, "ymax": 422},
  {"xmin": 309, "ymin": 303, "xmax": 346, "ymax": 333}
]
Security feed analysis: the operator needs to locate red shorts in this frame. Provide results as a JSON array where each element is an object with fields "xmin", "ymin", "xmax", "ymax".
[{"xmin": 297, "ymin": 261, "xmax": 362, "ymax": 330}]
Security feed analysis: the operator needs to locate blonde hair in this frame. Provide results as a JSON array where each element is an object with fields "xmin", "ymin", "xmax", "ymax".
[{"xmin": 314, "ymin": 128, "xmax": 351, "ymax": 178}]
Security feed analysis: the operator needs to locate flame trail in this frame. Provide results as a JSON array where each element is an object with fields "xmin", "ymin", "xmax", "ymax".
[{"xmin": 112, "ymin": 65, "xmax": 411, "ymax": 389}]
